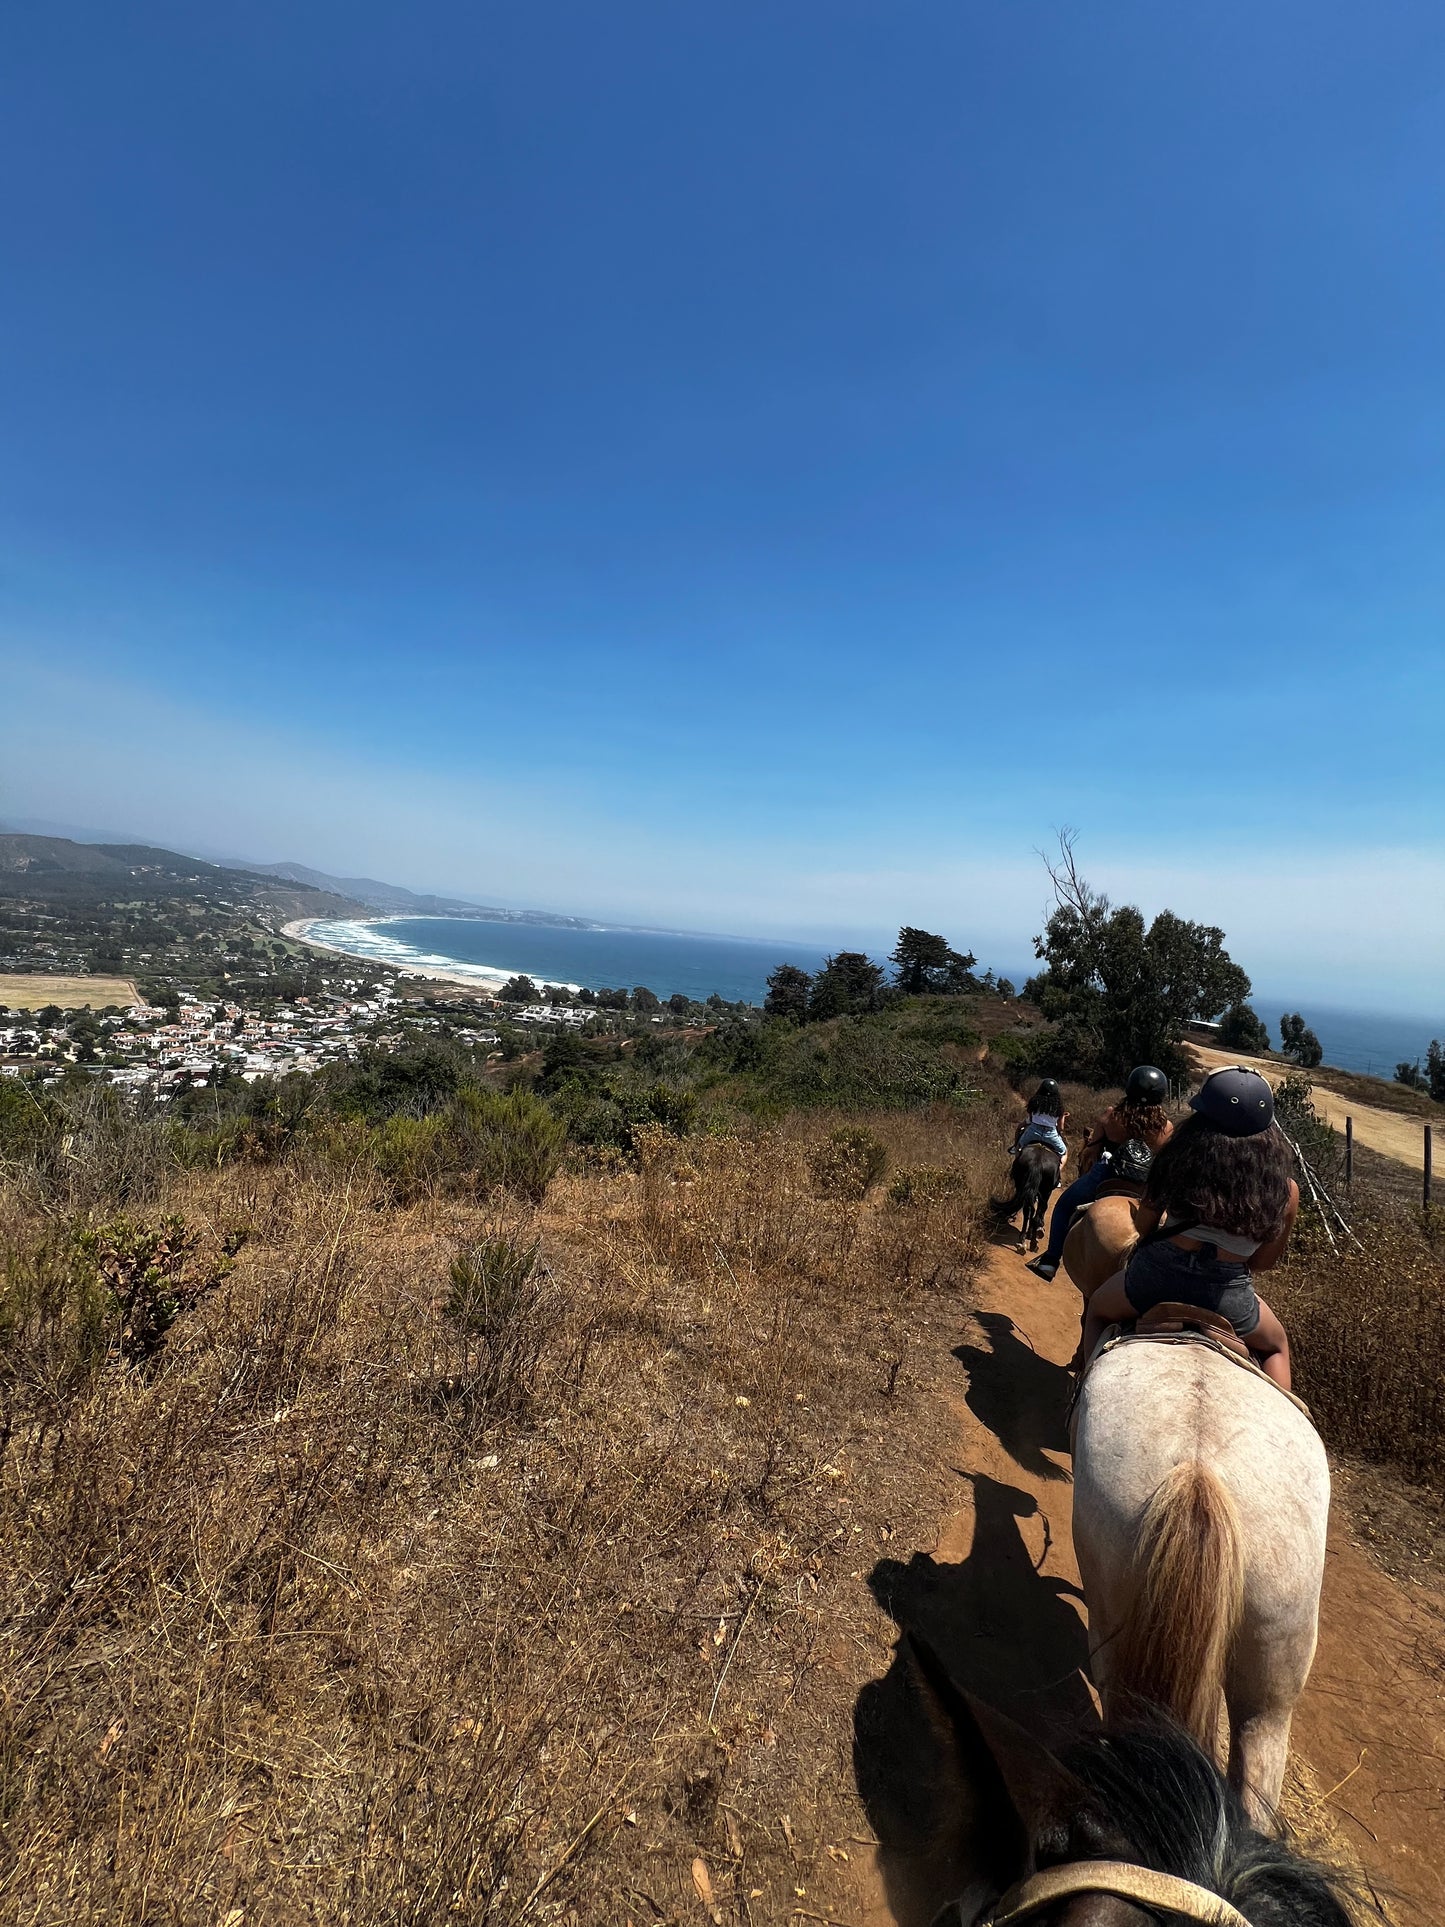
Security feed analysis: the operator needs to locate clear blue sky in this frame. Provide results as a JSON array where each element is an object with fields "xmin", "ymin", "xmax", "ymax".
[{"xmin": 2, "ymin": 3, "xmax": 1442, "ymax": 1010}]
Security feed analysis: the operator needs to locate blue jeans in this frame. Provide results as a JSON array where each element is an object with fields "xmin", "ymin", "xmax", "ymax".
[
  {"xmin": 1040, "ymin": 1159, "xmax": 1109, "ymax": 1265},
  {"xmin": 1018, "ymin": 1122, "xmax": 1067, "ymax": 1159}
]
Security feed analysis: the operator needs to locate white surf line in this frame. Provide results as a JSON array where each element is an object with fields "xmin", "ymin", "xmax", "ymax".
[{"xmin": 282, "ymin": 918, "xmax": 582, "ymax": 994}]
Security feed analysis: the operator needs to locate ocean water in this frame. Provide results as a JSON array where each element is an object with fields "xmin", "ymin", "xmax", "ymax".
[
  {"xmin": 302, "ymin": 916, "xmax": 840, "ymax": 1004},
  {"xmin": 302, "ymin": 916, "xmax": 1441, "ymax": 1078},
  {"xmin": 1254, "ymin": 1001, "xmax": 1443, "ymax": 1079}
]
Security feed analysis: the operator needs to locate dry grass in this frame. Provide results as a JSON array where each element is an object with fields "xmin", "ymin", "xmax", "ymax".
[
  {"xmin": 1266, "ymin": 1180, "xmax": 1445, "ymax": 1487},
  {"xmin": 0, "ymin": 974, "xmax": 141, "ymax": 1011},
  {"xmin": 0, "ymin": 1098, "xmax": 1010, "ymax": 1926}
]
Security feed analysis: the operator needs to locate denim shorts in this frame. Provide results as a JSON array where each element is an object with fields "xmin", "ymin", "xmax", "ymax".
[
  {"xmin": 1123, "ymin": 1237, "xmax": 1260, "ymax": 1337},
  {"xmin": 1019, "ymin": 1123, "xmax": 1067, "ymax": 1159}
]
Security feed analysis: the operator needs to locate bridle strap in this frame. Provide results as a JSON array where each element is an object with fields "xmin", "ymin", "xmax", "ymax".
[{"xmin": 983, "ymin": 1860, "xmax": 1253, "ymax": 1927}]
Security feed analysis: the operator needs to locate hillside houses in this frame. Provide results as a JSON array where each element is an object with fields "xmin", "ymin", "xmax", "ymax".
[{"xmin": 0, "ymin": 989, "xmax": 397, "ymax": 1092}]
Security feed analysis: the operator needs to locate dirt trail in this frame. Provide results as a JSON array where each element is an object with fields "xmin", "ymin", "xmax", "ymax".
[
  {"xmin": 1190, "ymin": 1042, "xmax": 1433, "ymax": 1173},
  {"xmin": 852, "ymin": 1234, "xmax": 1445, "ymax": 1926}
]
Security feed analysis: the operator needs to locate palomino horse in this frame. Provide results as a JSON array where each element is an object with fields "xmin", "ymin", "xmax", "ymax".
[
  {"xmin": 1060, "ymin": 1192, "xmax": 1139, "ymax": 1301},
  {"xmin": 994, "ymin": 1143, "xmax": 1060, "ymax": 1250},
  {"xmin": 1071, "ymin": 1340, "xmax": 1329, "ymax": 1826},
  {"xmin": 907, "ymin": 1634, "xmax": 1361, "ymax": 1925}
]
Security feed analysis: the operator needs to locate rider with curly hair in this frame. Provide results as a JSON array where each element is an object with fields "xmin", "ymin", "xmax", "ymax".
[{"xmin": 1076, "ymin": 1066, "xmax": 1298, "ymax": 1388}]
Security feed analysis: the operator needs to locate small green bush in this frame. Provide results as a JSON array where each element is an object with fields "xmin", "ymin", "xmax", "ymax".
[
  {"xmin": 756, "ymin": 1020, "xmax": 972, "ymax": 1111},
  {"xmin": 450, "ymin": 1085, "xmax": 566, "ymax": 1202},
  {"xmin": 809, "ymin": 1125, "xmax": 887, "ymax": 1199},
  {"xmin": 444, "ymin": 1233, "xmax": 554, "ymax": 1415},
  {"xmin": 886, "ymin": 1165, "xmax": 963, "ymax": 1208},
  {"xmin": 75, "ymin": 1213, "xmax": 242, "ymax": 1365}
]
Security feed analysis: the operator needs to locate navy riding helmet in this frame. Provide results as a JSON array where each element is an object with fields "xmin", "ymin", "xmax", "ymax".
[{"xmin": 1189, "ymin": 1065, "xmax": 1275, "ymax": 1137}]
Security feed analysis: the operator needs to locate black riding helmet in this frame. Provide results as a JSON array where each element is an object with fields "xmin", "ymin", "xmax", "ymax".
[
  {"xmin": 1124, "ymin": 1064, "xmax": 1168, "ymax": 1107},
  {"xmin": 1189, "ymin": 1065, "xmax": 1275, "ymax": 1137}
]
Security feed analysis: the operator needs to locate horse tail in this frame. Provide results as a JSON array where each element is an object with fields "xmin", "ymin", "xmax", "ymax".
[
  {"xmin": 990, "ymin": 1156, "xmax": 1030, "ymax": 1219},
  {"xmin": 1112, "ymin": 1461, "xmax": 1243, "ymax": 1749}
]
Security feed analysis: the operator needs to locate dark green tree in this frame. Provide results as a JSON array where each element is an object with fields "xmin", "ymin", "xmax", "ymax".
[
  {"xmin": 1429, "ymin": 1039, "xmax": 1445, "ymax": 1105},
  {"xmin": 666, "ymin": 992, "xmax": 691, "ymax": 1018},
  {"xmin": 1218, "ymin": 1002, "xmax": 1271, "ymax": 1055},
  {"xmin": 1396, "ymin": 1059, "xmax": 1428, "ymax": 1092},
  {"xmin": 631, "ymin": 986, "xmax": 660, "ymax": 1013},
  {"xmin": 764, "ymin": 963, "xmax": 813, "ymax": 1024},
  {"xmin": 889, "ymin": 927, "xmax": 978, "ymax": 995},
  {"xmin": 498, "ymin": 975, "xmax": 540, "ymax": 1004},
  {"xmin": 807, "ymin": 952, "xmax": 886, "ymax": 1021},
  {"xmin": 1279, "ymin": 1013, "xmax": 1323, "ymax": 1068},
  {"xmin": 1026, "ymin": 833, "xmax": 1251, "ymax": 1082}
]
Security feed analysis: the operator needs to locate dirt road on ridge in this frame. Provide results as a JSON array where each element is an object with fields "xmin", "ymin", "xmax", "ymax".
[{"xmin": 851, "ymin": 1232, "xmax": 1445, "ymax": 1926}]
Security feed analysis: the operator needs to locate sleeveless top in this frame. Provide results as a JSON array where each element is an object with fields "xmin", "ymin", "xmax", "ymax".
[{"xmin": 1161, "ymin": 1212, "xmax": 1260, "ymax": 1258}]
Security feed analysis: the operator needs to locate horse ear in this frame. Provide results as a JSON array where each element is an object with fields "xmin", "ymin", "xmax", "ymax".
[{"xmin": 904, "ymin": 1633, "xmax": 1087, "ymax": 1848}]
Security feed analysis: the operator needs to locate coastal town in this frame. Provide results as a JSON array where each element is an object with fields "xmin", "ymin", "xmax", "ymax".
[{"xmin": 0, "ymin": 974, "xmax": 665, "ymax": 1094}]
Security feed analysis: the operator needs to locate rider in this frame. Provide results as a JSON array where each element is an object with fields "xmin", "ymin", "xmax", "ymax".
[
  {"xmin": 1009, "ymin": 1079, "xmax": 1069, "ymax": 1166},
  {"xmin": 1076, "ymin": 1066, "xmax": 1297, "ymax": 1388},
  {"xmin": 1026, "ymin": 1065, "xmax": 1174, "ymax": 1280}
]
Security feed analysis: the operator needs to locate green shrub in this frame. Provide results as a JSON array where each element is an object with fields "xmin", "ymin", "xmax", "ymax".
[
  {"xmin": 886, "ymin": 1165, "xmax": 963, "ymax": 1207},
  {"xmin": 443, "ymin": 1233, "xmax": 554, "ymax": 1415},
  {"xmin": 756, "ymin": 1020, "xmax": 972, "ymax": 1111},
  {"xmin": 0, "ymin": 1227, "xmax": 109, "ymax": 1394},
  {"xmin": 369, "ymin": 1112, "xmax": 452, "ymax": 1200},
  {"xmin": 555, "ymin": 1080, "xmax": 699, "ymax": 1157},
  {"xmin": 449, "ymin": 1085, "xmax": 566, "ymax": 1202},
  {"xmin": 0, "ymin": 1078, "xmax": 60, "ymax": 1163},
  {"xmin": 809, "ymin": 1125, "xmax": 887, "ymax": 1199},
  {"xmin": 74, "ymin": 1213, "xmax": 243, "ymax": 1365}
]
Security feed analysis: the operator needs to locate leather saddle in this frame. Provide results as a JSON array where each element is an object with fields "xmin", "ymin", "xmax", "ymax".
[{"xmin": 1131, "ymin": 1299, "xmax": 1252, "ymax": 1361}]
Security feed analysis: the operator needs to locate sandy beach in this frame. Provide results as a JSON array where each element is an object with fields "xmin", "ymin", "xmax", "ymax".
[{"xmin": 281, "ymin": 918, "xmax": 520, "ymax": 994}]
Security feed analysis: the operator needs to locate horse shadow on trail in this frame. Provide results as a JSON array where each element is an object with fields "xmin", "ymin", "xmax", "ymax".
[
  {"xmin": 954, "ymin": 1309, "xmax": 1074, "ymax": 1483},
  {"xmin": 853, "ymin": 1474, "xmax": 1096, "ymax": 1927},
  {"xmin": 852, "ymin": 1311, "xmax": 1088, "ymax": 1924}
]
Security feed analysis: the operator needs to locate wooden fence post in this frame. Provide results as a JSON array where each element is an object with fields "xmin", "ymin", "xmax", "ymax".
[
  {"xmin": 1344, "ymin": 1116, "xmax": 1353, "ymax": 1188},
  {"xmin": 1426, "ymin": 1125, "xmax": 1434, "ymax": 1212}
]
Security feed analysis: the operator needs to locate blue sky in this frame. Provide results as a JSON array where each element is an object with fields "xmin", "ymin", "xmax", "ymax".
[{"xmin": 2, "ymin": 3, "xmax": 1442, "ymax": 1010}]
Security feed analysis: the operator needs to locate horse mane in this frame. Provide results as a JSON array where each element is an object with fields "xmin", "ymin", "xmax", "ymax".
[{"xmin": 1042, "ymin": 1717, "xmax": 1371, "ymax": 1927}]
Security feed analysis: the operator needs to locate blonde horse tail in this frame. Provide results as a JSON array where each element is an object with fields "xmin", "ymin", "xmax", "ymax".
[{"xmin": 1113, "ymin": 1462, "xmax": 1244, "ymax": 1749}]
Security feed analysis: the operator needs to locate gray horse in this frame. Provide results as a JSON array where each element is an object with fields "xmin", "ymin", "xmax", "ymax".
[{"xmin": 1071, "ymin": 1338, "xmax": 1329, "ymax": 1825}]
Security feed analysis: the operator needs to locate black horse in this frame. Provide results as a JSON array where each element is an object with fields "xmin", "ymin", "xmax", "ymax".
[
  {"xmin": 994, "ymin": 1142, "xmax": 1060, "ymax": 1250},
  {"xmin": 907, "ymin": 1634, "xmax": 1369, "ymax": 1927}
]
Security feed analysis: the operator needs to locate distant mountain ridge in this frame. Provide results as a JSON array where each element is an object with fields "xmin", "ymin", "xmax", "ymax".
[
  {"xmin": 0, "ymin": 832, "xmax": 367, "ymax": 920},
  {"xmin": 0, "ymin": 822, "xmax": 595, "ymax": 929},
  {"xmin": 222, "ymin": 859, "xmax": 597, "ymax": 928}
]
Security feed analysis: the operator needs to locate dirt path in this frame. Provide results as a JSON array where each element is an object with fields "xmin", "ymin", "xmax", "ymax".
[
  {"xmin": 851, "ymin": 1234, "xmax": 1445, "ymax": 1926},
  {"xmin": 1189, "ymin": 1042, "xmax": 1433, "ymax": 1173}
]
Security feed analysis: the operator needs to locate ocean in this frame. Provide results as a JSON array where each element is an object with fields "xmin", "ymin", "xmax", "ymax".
[
  {"xmin": 301, "ymin": 916, "xmax": 1441, "ymax": 1078},
  {"xmin": 302, "ymin": 915, "xmax": 843, "ymax": 1005}
]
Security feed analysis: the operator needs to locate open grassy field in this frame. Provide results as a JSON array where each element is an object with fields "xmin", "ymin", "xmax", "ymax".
[{"xmin": 0, "ymin": 971, "xmax": 142, "ymax": 1010}]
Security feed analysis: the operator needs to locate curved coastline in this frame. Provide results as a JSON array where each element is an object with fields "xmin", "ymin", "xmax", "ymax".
[{"xmin": 281, "ymin": 916, "xmax": 581, "ymax": 993}]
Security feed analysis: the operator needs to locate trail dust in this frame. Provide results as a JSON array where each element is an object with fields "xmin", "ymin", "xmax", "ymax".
[
  {"xmin": 848, "ymin": 1229, "xmax": 1445, "ymax": 1927},
  {"xmin": 1190, "ymin": 1042, "xmax": 1433, "ymax": 1174}
]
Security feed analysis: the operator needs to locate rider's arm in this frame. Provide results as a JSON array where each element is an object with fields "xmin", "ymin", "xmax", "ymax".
[
  {"xmin": 1249, "ymin": 1181, "xmax": 1300, "ymax": 1273},
  {"xmin": 1133, "ymin": 1196, "xmax": 1164, "ymax": 1238}
]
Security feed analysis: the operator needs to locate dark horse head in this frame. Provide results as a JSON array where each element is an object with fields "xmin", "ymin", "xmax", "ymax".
[
  {"xmin": 993, "ymin": 1142, "xmax": 1061, "ymax": 1251},
  {"xmin": 907, "ymin": 1634, "xmax": 1371, "ymax": 1927}
]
